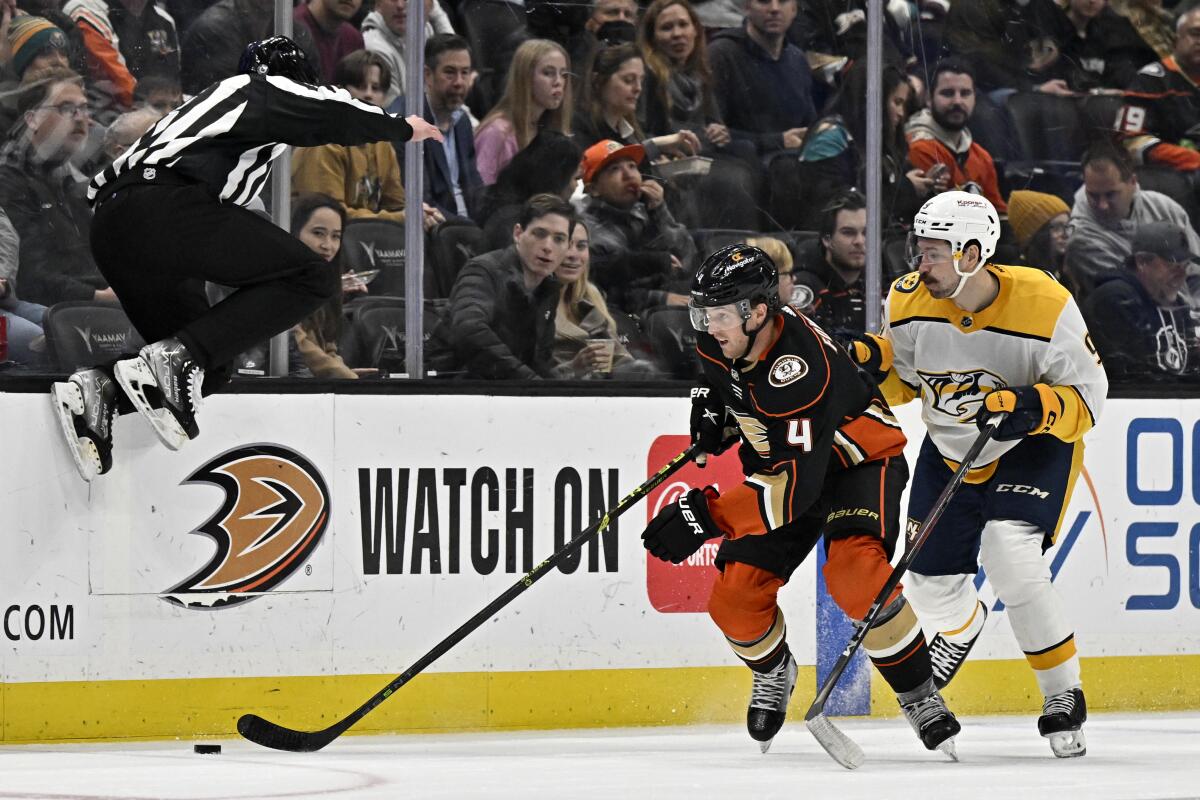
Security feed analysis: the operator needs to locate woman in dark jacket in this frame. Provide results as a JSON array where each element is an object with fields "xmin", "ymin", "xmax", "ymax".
[{"xmin": 477, "ymin": 131, "xmax": 582, "ymax": 249}]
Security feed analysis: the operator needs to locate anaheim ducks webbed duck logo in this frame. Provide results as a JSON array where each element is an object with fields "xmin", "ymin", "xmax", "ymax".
[
  {"xmin": 163, "ymin": 445, "xmax": 330, "ymax": 609},
  {"xmin": 919, "ymin": 368, "xmax": 1005, "ymax": 420}
]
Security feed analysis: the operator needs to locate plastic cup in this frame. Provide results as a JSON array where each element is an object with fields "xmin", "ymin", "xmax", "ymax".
[{"xmin": 593, "ymin": 339, "xmax": 615, "ymax": 373}]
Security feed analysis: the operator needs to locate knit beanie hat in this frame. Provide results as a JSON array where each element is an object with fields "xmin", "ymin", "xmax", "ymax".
[
  {"xmin": 8, "ymin": 15, "xmax": 69, "ymax": 79},
  {"xmin": 1007, "ymin": 190, "xmax": 1070, "ymax": 249}
]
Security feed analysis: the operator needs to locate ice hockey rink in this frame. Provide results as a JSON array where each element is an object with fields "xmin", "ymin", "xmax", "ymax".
[{"xmin": 2, "ymin": 712, "xmax": 1197, "ymax": 800}]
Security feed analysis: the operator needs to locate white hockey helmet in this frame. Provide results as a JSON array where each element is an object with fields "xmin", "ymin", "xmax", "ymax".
[{"xmin": 910, "ymin": 190, "xmax": 1000, "ymax": 298}]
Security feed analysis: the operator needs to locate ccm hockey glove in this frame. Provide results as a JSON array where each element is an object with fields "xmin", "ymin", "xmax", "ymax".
[
  {"xmin": 642, "ymin": 487, "xmax": 722, "ymax": 564},
  {"xmin": 976, "ymin": 384, "xmax": 1059, "ymax": 441},
  {"xmin": 850, "ymin": 333, "xmax": 893, "ymax": 385},
  {"xmin": 690, "ymin": 385, "xmax": 740, "ymax": 462}
]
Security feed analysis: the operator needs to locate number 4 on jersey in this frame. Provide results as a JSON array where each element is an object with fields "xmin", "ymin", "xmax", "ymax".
[{"xmin": 786, "ymin": 418, "xmax": 813, "ymax": 452}]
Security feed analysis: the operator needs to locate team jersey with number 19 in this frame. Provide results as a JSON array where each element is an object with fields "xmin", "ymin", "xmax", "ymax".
[
  {"xmin": 695, "ymin": 305, "xmax": 907, "ymax": 540},
  {"xmin": 879, "ymin": 264, "xmax": 1108, "ymax": 475}
]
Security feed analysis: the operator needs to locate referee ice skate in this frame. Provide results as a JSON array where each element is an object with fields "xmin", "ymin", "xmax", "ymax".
[{"xmin": 50, "ymin": 36, "xmax": 443, "ymax": 481}]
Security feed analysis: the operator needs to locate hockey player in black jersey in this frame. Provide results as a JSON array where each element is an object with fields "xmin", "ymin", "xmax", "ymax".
[
  {"xmin": 50, "ymin": 36, "xmax": 442, "ymax": 481},
  {"xmin": 640, "ymin": 244, "xmax": 960, "ymax": 757}
]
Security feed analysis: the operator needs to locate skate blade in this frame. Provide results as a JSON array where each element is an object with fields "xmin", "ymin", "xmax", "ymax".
[
  {"xmin": 114, "ymin": 356, "xmax": 188, "ymax": 451},
  {"xmin": 758, "ymin": 738, "xmax": 773, "ymax": 754},
  {"xmin": 937, "ymin": 735, "xmax": 959, "ymax": 762},
  {"xmin": 50, "ymin": 383, "xmax": 100, "ymax": 482},
  {"xmin": 1045, "ymin": 729, "xmax": 1086, "ymax": 758},
  {"xmin": 805, "ymin": 713, "xmax": 865, "ymax": 770}
]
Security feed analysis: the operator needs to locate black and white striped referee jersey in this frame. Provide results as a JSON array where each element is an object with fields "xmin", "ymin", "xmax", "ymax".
[{"xmin": 88, "ymin": 73, "xmax": 414, "ymax": 208}]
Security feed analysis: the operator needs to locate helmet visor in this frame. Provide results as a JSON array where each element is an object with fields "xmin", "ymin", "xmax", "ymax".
[
  {"xmin": 688, "ymin": 300, "xmax": 749, "ymax": 332},
  {"xmin": 905, "ymin": 232, "xmax": 956, "ymax": 270}
]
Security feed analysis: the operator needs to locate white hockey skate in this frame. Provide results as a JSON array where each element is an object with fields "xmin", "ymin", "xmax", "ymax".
[
  {"xmin": 747, "ymin": 651, "xmax": 798, "ymax": 753},
  {"xmin": 1039, "ymin": 687, "xmax": 1087, "ymax": 758},
  {"xmin": 114, "ymin": 337, "xmax": 204, "ymax": 451},
  {"xmin": 51, "ymin": 368, "xmax": 119, "ymax": 481}
]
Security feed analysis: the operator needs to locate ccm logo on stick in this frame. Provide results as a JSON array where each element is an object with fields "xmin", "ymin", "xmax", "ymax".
[{"xmin": 996, "ymin": 483, "xmax": 1049, "ymax": 499}]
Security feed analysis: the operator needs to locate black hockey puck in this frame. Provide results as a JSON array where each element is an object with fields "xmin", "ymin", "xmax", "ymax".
[{"xmin": 194, "ymin": 744, "xmax": 222, "ymax": 754}]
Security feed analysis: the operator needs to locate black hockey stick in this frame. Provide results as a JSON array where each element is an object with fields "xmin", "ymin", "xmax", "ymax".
[
  {"xmin": 804, "ymin": 415, "xmax": 1004, "ymax": 770},
  {"xmin": 238, "ymin": 443, "xmax": 700, "ymax": 752}
]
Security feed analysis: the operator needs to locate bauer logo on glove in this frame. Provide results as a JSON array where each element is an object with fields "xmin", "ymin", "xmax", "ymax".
[{"xmin": 641, "ymin": 487, "xmax": 722, "ymax": 564}]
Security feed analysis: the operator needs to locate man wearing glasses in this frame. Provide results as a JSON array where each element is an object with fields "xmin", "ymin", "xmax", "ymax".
[
  {"xmin": 851, "ymin": 190, "xmax": 1108, "ymax": 758},
  {"xmin": 0, "ymin": 68, "xmax": 116, "ymax": 308},
  {"xmin": 1083, "ymin": 221, "xmax": 1200, "ymax": 378}
]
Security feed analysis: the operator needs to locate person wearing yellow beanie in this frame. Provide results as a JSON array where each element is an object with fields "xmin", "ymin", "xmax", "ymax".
[
  {"xmin": 1008, "ymin": 190, "xmax": 1071, "ymax": 282},
  {"xmin": 7, "ymin": 15, "xmax": 70, "ymax": 80}
]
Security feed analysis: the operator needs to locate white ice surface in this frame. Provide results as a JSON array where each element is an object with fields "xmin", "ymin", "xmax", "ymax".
[{"xmin": 0, "ymin": 713, "xmax": 1197, "ymax": 800}]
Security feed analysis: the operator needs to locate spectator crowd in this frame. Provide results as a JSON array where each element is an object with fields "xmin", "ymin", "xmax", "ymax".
[{"xmin": 2, "ymin": 0, "xmax": 1200, "ymax": 382}]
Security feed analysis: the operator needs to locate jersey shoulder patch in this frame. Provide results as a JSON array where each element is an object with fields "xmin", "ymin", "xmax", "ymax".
[
  {"xmin": 768, "ymin": 354, "xmax": 809, "ymax": 387},
  {"xmin": 892, "ymin": 271, "xmax": 921, "ymax": 294}
]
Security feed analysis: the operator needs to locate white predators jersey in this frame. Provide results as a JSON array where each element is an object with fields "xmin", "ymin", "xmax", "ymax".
[{"xmin": 882, "ymin": 264, "xmax": 1108, "ymax": 468}]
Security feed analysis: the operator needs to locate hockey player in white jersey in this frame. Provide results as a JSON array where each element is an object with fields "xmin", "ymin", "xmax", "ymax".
[{"xmin": 850, "ymin": 191, "xmax": 1108, "ymax": 758}]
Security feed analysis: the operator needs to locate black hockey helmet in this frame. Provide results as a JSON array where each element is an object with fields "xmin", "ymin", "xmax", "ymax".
[
  {"xmin": 239, "ymin": 36, "xmax": 319, "ymax": 85},
  {"xmin": 688, "ymin": 243, "xmax": 780, "ymax": 331}
]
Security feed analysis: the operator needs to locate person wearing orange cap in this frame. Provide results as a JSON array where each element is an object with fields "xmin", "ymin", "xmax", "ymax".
[
  {"xmin": 575, "ymin": 138, "xmax": 696, "ymax": 316},
  {"xmin": 1008, "ymin": 190, "xmax": 1071, "ymax": 284}
]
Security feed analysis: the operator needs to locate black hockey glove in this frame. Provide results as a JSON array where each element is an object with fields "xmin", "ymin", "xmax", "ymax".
[
  {"xmin": 642, "ymin": 487, "xmax": 722, "ymax": 564},
  {"xmin": 690, "ymin": 385, "xmax": 739, "ymax": 465},
  {"xmin": 976, "ymin": 384, "xmax": 1058, "ymax": 441},
  {"xmin": 849, "ymin": 333, "xmax": 893, "ymax": 385}
]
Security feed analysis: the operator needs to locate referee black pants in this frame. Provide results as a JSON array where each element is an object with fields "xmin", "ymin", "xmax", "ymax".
[{"xmin": 91, "ymin": 182, "xmax": 337, "ymax": 390}]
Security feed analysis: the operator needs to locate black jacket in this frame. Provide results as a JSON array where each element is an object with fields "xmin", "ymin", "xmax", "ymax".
[
  {"xmin": 429, "ymin": 246, "xmax": 559, "ymax": 379},
  {"xmin": 0, "ymin": 143, "xmax": 107, "ymax": 305},
  {"xmin": 1082, "ymin": 270, "xmax": 1199, "ymax": 378},
  {"xmin": 707, "ymin": 26, "xmax": 818, "ymax": 155},
  {"xmin": 792, "ymin": 238, "xmax": 866, "ymax": 343},
  {"xmin": 420, "ymin": 97, "xmax": 484, "ymax": 220}
]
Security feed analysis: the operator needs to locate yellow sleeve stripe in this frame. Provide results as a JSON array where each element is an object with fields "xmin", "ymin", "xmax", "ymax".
[
  {"xmin": 1042, "ymin": 384, "xmax": 1094, "ymax": 442},
  {"xmin": 879, "ymin": 371, "xmax": 918, "ymax": 408}
]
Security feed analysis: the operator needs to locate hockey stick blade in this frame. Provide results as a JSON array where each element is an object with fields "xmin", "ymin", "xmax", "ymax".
[
  {"xmin": 802, "ymin": 416, "xmax": 1003, "ymax": 768},
  {"xmin": 805, "ymin": 713, "xmax": 865, "ymax": 770},
  {"xmin": 237, "ymin": 444, "xmax": 700, "ymax": 753}
]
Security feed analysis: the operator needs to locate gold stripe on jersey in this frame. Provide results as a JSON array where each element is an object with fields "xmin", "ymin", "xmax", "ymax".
[
  {"xmin": 727, "ymin": 608, "xmax": 787, "ymax": 663},
  {"xmin": 731, "ymin": 410, "xmax": 770, "ymax": 458},
  {"xmin": 833, "ymin": 431, "xmax": 867, "ymax": 465},
  {"xmin": 889, "ymin": 264, "xmax": 1071, "ymax": 342},
  {"xmin": 747, "ymin": 468, "xmax": 792, "ymax": 531}
]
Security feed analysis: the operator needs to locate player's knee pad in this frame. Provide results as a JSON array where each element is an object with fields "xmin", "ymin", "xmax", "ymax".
[
  {"xmin": 979, "ymin": 519, "xmax": 1050, "ymax": 609},
  {"xmin": 707, "ymin": 561, "xmax": 783, "ymax": 639},
  {"xmin": 905, "ymin": 572, "xmax": 977, "ymax": 634},
  {"xmin": 822, "ymin": 536, "xmax": 894, "ymax": 621}
]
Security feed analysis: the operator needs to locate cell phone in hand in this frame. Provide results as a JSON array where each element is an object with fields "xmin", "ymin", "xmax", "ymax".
[{"xmin": 927, "ymin": 163, "xmax": 949, "ymax": 181}]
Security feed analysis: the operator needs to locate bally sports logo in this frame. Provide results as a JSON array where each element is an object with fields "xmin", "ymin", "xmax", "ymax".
[
  {"xmin": 645, "ymin": 435, "xmax": 743, "ymax": 613},
  {"xmin": 163, "ymin": 445, "xmax": 330, "ymax": 610}
]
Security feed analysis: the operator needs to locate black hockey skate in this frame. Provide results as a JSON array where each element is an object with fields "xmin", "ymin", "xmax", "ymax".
[
  {"xmin": 114, "ymin": 337, "xmax": 204, "ymax": 451},
  {"xmin": 1039, "ymin": 687, "xmax": 1087, "ymax": 758},
  {"xmin": 51, "ymin": 368, "xmax": 119, "ymax": 481},
  {"xmin": 747, "ymin": 651, "xmax": 797, "ymax": 753},
  {"xmin": 929, "ymin": 600, "xmax": 988, "ymax": 689},
  {"xmin": 900, "ymin": 689, "xmax": 961, "ymax": 759}
]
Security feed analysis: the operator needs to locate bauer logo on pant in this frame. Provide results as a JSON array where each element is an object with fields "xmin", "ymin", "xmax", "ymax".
[{"xmin": 162, "ymin": 444, "xmax": 330, "ymax": 609}]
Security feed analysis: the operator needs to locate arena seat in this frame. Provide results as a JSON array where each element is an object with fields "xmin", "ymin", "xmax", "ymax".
[
  {"xmin": 339, "ymin": 297, "xmax": 441, "ymax": 374},
  {"xmin": 1135, "ymin": 165, "xmax": 1200, "ymax": 231},
  {"xmin": 340, "ymin": 219, "xmax": 408, "ymax": 297},
  {"xmin": 43, "ymin": 301, "xmax": 144, "ymax": 372},
  {"xmin": 641, "ymin": 305, "xmax": 699, "ymax": 380},
  {"xmin": 428, "ymin": 220, "xmax": 487, "ymax": 298},
  {"xmin": 1006, "ymin": 92, "xmax": 1087, "ymax": 163}
]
